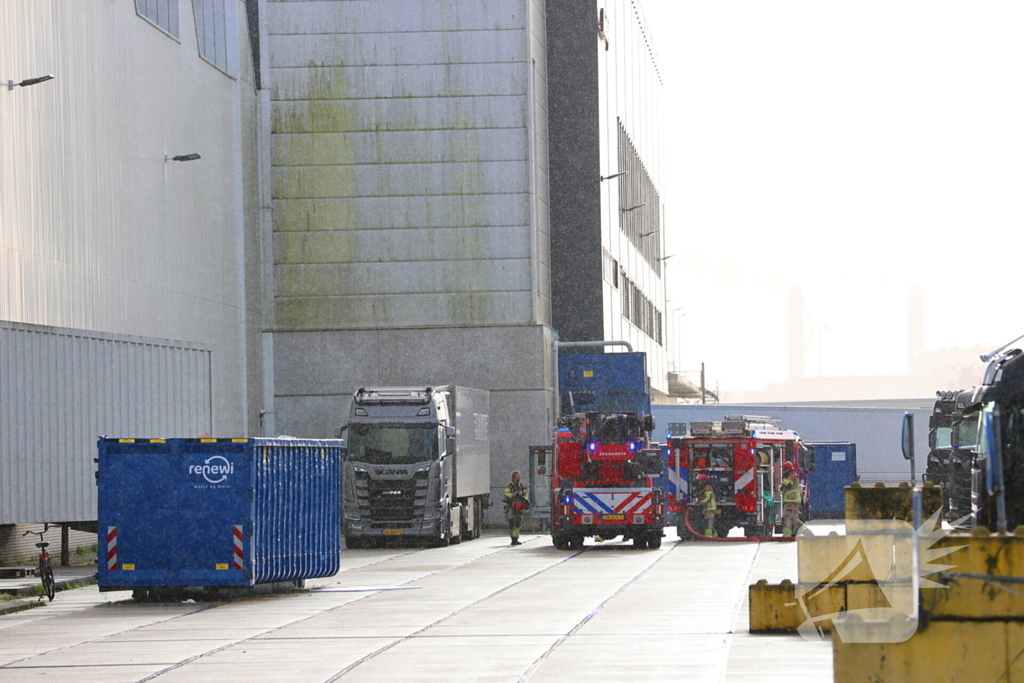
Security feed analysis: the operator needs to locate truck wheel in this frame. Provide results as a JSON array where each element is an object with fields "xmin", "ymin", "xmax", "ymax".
[
  {"xmin": 553, "ymin": 534, "xmax": 570, "ymax": 550},
  {"xmin": 569, "ymin": 535, "xmax": 584, "ymax": 551},
  {"xmin": 633, "ymin": 535, "xmax": 648, "ymax": 549},
  {"xmin": 647, "ymin": 532, "xmax": 662, "ymax": 549},
  {"xmin": 676, "ymin": 523, "xmax": 691, "ymax": 541},
  {"xmin": 345, "ymin": 536, "xmax": 367, "ymax": 550}
]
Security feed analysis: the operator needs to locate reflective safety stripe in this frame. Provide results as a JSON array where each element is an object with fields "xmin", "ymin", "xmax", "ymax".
[
  {"xmin": 232, "ymin": 525, "xmax": 244, "ymax": 570},
  {"xmin": 106, "ymin": 526, "xmax": 118, "ymax": 571},
  {"xmin": 735, "ymin": 467, "xmax": 755, "ymax": 492}
]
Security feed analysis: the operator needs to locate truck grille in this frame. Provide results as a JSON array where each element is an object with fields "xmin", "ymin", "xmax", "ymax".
[{"xmin": 367, "ymin": 480, "xmax": 418, "ymax": 521}]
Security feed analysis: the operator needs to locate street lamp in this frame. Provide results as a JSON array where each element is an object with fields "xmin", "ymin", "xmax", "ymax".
[
  {"xmin": 622, "ymin": 203, "xmax": 646, "ymax": 213},
  {"xmin": 164, "ymin": 153, "xmax": 202, "ymax": 162},
  {"xmin": 639, "ymin": 229, "xmax": 660, "ymax": 238},
  {"xmin": 5, "ymin": 74, "xmax": 54, "ymax": 91},
  {"xmin": 601, "ymin": 171, "xmax": 628, "ymax": 181}
]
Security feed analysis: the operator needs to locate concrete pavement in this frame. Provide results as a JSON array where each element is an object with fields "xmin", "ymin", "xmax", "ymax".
[{"xmin": 0, "ymin": 531, "xmax": 832, "ymax": 682}]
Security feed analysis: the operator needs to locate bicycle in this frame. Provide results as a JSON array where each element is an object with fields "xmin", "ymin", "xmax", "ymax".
[{"xmin": 22, "ymin": 524, "xmax": 56, "ymax": 601}]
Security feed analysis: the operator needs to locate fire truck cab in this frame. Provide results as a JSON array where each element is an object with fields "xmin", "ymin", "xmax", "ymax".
[{"xmin": 667, "ymin": 415, "xmax": 811, "ymax": 538}]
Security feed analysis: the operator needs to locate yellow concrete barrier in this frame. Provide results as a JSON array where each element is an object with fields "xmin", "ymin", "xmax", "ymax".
[
  {"xmin": 748, "ymin": 579, "xmax": 802, "ymax": 632},
  {"xmin": 834, "ymin": 621, "xmax": 1024, "ymax": 683},
  {"xmin": 922, "ymin": 527, "xmax": 1024, "ymax": 621}
]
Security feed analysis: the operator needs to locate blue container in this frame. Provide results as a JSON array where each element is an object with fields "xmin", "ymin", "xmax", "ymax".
[
  {"xmin": 97, "ymin": 437, "xmax": 342, "ymax": 591},
  {"xmin": 558, "ymin": 352, "xmax": 651, "ymax": 415},
  {"xmin": 805, "ymin": 441, "xmax": 858, "ymax": 518}
]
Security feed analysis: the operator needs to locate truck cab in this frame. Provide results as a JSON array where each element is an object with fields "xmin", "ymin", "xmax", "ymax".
[{"xmin": 341, "ymin": 386, "xmax": 490, "ymax": 548}]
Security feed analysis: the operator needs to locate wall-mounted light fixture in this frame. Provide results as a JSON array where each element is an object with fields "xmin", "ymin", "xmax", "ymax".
[
  {"xmin": 639, "ymin": 229, "xmax": 660, "ymax": 238},
  {"xmin": 601, "ymin": 171, "xmax": 628, "ymax": 182},
  {"xmin": 165, "ymin": 153, "xmax": 202, "ymax": 162},
  {"xmin": 622, "ymin": 203, "xmax": 646, "ymax": 213},
  {"xmin": 659, "ymin": 254, "xmax": 675, "ymax": 261},
  {"xmin": 5, "ymin": 74, "xmax": 54, "ymax": 91}
]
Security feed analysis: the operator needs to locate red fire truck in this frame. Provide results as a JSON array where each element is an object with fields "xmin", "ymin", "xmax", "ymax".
[
  {"xmin": 667, "ymin": 415, "xmax": 811, "ymax": 539},
  {"xmin": 550, "ymin": 411, "xmax": 666, "ymax": 549}
]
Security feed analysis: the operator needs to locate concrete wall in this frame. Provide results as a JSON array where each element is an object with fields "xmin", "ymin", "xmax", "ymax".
[
  {"xmin": 652, "ymin": 403, "xmax": 931, "ymax": 485},
  {"xmin": 274, "ymin": 325, "xmax": 555, "ymax": 520},
  {"xmin": 0, "ymin": 0, "xmax": 263, "ymax": 439},
  {"xmin": 266, "ymin": 0, "xmax": 556, "ymax": 521}
]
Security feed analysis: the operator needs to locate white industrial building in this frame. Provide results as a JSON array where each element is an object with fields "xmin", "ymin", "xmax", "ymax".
[{"xmin": 0, "ymin": 0, "xmax": 667, "ymax": 544}]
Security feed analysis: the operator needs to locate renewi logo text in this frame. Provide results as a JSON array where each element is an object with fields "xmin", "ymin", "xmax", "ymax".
[{"xmin": 189, "ymin": 456, "xmax": 234, "ymax": 484}]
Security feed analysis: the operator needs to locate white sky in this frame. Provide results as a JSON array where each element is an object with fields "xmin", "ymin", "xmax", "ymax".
[{"xmin": 641, "ymin": 1, "xmax": 1024, "ymax": 393}]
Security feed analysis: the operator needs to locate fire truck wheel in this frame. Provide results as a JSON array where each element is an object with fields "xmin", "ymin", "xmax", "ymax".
[
  {"xmin": 569, "ymin": 535, "xmax": 584, "ymax": 551},
  {"xmin": 647, "ymin": 532, "xmax": 662, "ymax": 549},
  {"xmin": 633, "ymin": 535, "xmax": 648, "ymax": 549},
  {"xmin": 552, "ymin": 534, "xmax": 570, "ymax": 550},
  {"xmin": 676, "ymin": 523, "xmax": 692, "ymax": 541}
]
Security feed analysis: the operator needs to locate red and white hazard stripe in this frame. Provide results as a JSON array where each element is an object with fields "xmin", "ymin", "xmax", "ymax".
[
  {"xmin": 106, "ymin": 526, "xmax": 118, "ymax": 571},
  {"xmin": 232, "ymin": 525, "xmax": 244, "ymax": 570},
  {"xmin": 735, "ymin": 467, "xmax": 755, "ymax": 493}
]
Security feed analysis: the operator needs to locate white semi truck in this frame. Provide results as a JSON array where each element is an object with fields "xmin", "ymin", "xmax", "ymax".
[{"xmin": 340, "ymin": 386, "xmax": 490, "ymax": 548}]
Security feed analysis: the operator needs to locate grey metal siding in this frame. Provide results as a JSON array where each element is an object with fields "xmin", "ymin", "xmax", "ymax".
[{"xmin": 0, "ymin": 322, "xmax": 212, "ymax": 524}]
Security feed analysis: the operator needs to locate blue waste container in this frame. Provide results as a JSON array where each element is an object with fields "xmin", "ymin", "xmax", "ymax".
[{"xmin": 97, "ymin": 437, "xmax": 342, "ymax": 591}]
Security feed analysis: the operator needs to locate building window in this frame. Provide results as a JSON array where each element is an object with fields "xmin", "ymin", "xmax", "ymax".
[
  {"xmin": 603, "ymin": 251, "xmax": 619, "ymax": 288},
  {"xmin": 617, "ymin": 119, "xmax": 662, "ymax": 275},
  {"xmin": 136, "ymin": 0, "xmax": 179, "ymax": 37},
  {"xmin": 619, "ymin": 271, "xmax": 663, "ymax": 346},
  {"xmin": 193, "ymin": 0, "xmax": 228, "ymax": 72}
]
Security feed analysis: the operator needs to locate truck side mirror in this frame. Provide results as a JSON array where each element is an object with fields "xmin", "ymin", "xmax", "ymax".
[
  {"xmin": 445, "ymin": 425, "xmax": 456, "ymax": 438},
  {"xmin": 446, "ymin": 436, "xmax": 456, "ymax": 456},
  {"xmin": 901, "ymin": 413, "xmax": 915, "ymax": 461},
  {"xmin": 334, "ymin": 425, "xmax": 347, "ymax": 438},
  {"xmin": 644, "ymin": 414, "xmax": 655, "ymax": 433}
]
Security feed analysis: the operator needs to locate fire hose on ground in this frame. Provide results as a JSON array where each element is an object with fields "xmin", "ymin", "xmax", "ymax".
[{"xmin": 682, "ymin": 506, "xmax": 796, "ymax": 543}]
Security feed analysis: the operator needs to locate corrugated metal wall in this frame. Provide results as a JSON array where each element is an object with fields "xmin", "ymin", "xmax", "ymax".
[{"xmin": 0, "ymin": 322, "xmax": 212, "ymax": 524}]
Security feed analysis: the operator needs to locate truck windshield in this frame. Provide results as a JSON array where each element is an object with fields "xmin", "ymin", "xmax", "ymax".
[
  {"xmin": 588, "ymin": 413, "xmax": 642, "ymax": 443},
  {"xmin": 952, "ymin": 416, "xmax": 979, "ymax": 450},
  {"xmin": 346, "ymin": 424, "xmax": 438, "ymax": 464},
  {"xmin": 930, "ymin": 427, "xmax": 952, "ymax": 450}
]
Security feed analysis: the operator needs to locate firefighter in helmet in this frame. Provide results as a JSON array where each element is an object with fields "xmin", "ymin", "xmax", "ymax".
[
  {"xmin": 697, "ymin": 474, "xmax": 718, "ymax": 538},
  {"xmin": 504, "ymin": 470, "xmax": 529, "ymax": 546},
  {"xmin": 781, "ymin": 462, "xmax": 802, "ymax": 537}
]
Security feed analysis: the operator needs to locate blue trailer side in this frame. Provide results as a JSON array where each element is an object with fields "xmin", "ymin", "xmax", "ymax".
[
  {"xmin": 805, "ymin": 441, "xmax": 858, "ymax": 518},
  {"xmin": 97, "ymin": 437, "xmax": 342, "ymax": 591},
  {"xmin": 558, "ymin": 352, "xmax": 651, "ymax": 415}
]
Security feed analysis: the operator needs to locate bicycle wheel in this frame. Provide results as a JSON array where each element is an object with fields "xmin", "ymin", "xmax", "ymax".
[{"xmin": 40, "ymin": 560, "xmax": 56, "ymax": 601}]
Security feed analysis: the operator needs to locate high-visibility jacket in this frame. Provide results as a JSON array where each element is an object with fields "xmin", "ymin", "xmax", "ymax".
[
  {"xmin": 504, "ymin": 482, "xmax": 529, "ymax": 512},
  {"xmin": 701, "ymin": 488, "xmax": 717, "ymax": 512},
  {"xmin": 782, "ymin": 476, "xmax": 802, "ymax": 504}
]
